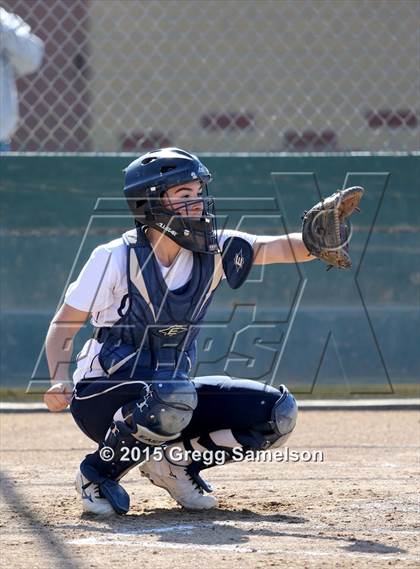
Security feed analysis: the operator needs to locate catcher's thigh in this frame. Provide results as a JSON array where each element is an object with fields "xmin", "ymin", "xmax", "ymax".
[
  {"xmin": 184, "ymin": 376, "xmax": 297, "ymax": 447},
  {"xmin": 71, "ymin": 375, "xmax": 197, "ymax": 444},
  {"xmin": 71, "ymin": 377, "xmax": 146, "ymax": 442}
]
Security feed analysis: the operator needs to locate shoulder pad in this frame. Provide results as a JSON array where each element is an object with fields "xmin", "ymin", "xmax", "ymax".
[
  {"xmin": 122, "ymin": 228, "xmax": 150, "ymax": 247},
  {"xmin": 222, "ymin": 237, "xmax": 254, "ymax": 289},
  {"xmin": 122, "ymin": 229, "xmax": 138, "ymax": 246}
]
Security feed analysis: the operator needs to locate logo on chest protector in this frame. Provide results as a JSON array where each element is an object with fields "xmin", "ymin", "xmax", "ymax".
[{"xmin": 158, "ymin": 325, "xmax": 189, "ymax": 337}]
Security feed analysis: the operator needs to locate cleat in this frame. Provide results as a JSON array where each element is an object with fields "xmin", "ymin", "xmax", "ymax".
[
  {"xmin": 75, "ymin": 469, "xmax": 115, "ymax": 516},
  {"xmin": 139, "ymin": 449, "xmax": 218, "ymax": 510}
]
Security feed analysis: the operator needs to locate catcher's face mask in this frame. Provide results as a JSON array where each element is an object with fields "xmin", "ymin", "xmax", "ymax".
[
  {"xmin": 145, "ymin": 180, "xmax": 218, "ymax": 254},
  {"xmin": 161, "ymin": 181, "xmax": 205, "ymax": 217}
]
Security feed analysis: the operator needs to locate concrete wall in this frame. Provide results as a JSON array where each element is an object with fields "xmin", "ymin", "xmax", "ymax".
[{"xmin": 1, "ymin": 154, "xmax": 418, "ymax": 396}]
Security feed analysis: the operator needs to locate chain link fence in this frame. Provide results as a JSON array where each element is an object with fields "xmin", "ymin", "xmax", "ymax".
[{"xmin": 2, "ymin": 0, "xmax": 419, "ymax": 153}]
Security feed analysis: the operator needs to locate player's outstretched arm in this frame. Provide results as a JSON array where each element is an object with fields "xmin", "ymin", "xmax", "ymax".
[
  {"xmin": 252, "ymin": 233, "xmax": 316, "ymax": 265},
  {"xmin": 44, "ymin": 303, "xmax": 89, "ymax": 412}
]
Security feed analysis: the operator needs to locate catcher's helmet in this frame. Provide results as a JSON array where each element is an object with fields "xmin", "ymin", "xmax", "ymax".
[{"xmin": 124, "ymin": 148, "xmax": 218, "ymax": 253}]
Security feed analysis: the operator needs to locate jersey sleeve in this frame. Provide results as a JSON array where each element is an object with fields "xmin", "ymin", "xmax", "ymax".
[
  {"xmin": 216, "ymin": 228, "xmax": 257, "ymax": 249},
  {"xmin": 64, "ymin": 245, "xmax": 120, "ymax": 313}
]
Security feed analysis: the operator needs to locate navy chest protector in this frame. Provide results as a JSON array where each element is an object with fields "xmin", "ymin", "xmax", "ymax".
[{"xmin": 97, "ymin": 229, "xmax": 254, "ymax": 379}]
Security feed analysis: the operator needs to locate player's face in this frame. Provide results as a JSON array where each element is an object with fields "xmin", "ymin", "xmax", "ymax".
[{"xmin": 161, "ymin": 181, "xmax": 204, "ymax": 217}]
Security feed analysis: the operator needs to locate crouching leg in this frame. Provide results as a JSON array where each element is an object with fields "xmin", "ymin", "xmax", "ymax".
[
  {"xmin": 78, "ymin": 378, "xmax": 197, "ymax": 514},
  {"xmin": 139, "ymin": 381, "xmax": 297, "ymax": 508}
]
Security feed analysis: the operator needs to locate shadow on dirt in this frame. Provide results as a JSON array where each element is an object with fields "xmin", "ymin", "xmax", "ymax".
[
  {"xmin": 0, "ymin": 470, "xmax": 80, "ymax": 569},
  {"xmin": 63, "ymin": 507, "xmax": 407, "ymax": 556},
  {"xmin": 345, "ymin": 540, "xmax": 405, "ymax": 555}
]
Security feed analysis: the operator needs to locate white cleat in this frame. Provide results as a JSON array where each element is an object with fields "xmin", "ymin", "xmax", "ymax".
[
  {"xmin": 75, "ymin": 469, "xmax": 115, "ymax": 516},
  {"xmin": 139, "ymin": 451, "xmax": 218, "ymax": 510}
]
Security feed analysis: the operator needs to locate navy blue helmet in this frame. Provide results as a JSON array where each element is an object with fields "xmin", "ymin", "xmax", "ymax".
[{"xmin": 123, "ymin": 148, "xmax": 218, "ymax": 253}]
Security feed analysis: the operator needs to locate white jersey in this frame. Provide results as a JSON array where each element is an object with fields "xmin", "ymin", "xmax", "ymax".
[{"xmin": 65, "ymin": 229, "xmax": 256, "ymax": 384}]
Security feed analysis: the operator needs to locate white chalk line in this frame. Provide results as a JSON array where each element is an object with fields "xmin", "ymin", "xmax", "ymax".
[
  {"xmin": 68, "ymin": 537, "xmax": 255, "ymax": 553},
  {"xmin": 67, "ymin": 537, "xmax": 419, "ymax": 561},
  {"xmin": 109, "ymin": 523, "xmax": 197, "ymax": 535},
  {"xmin": 7, "ymin": 522, "xmax": 420, "ymax": 537},
  {"xmin": 66, "ymin": 521, "xmax": 420, "ymax": 560}
]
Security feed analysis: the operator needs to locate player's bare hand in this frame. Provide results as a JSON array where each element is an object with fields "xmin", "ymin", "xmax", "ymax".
[{"xmin": 44, "ymin": 382, "xmax": 73, "ymax": 412}]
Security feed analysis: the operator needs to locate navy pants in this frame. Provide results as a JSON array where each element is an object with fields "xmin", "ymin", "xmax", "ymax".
[{"xmin": 70, "ymin": 375, "xmax": 282, "ymax": 444}]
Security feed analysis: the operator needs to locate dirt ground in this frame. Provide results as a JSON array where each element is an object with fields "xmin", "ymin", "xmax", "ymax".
[{"xmin": 0, "ymin": 410, "xmax": 419, "ymax": 569}]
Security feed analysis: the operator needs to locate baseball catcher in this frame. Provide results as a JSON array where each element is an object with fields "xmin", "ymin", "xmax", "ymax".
[{"xmin": 44, "ymin": 149, "xmax": 363, "ymax": 515}]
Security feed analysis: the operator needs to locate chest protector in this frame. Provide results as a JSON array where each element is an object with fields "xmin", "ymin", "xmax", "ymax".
[{"xmin": 97, "ymin": 228, "xmax": 254, "ymax": 380}]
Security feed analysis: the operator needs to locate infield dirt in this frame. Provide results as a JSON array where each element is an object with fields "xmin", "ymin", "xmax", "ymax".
[{"xmin": 0, "ymin": 410, "xmax": 419, "ymax": 568}]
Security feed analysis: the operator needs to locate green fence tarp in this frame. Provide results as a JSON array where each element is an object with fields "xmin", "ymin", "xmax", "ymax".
[{"xmin": 1, "ymin": 154, "xmax": 419, "ymax": 395}]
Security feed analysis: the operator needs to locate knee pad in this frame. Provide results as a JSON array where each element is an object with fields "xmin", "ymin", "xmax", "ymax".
[
  {"xmin": 130, "ymin": 379, "xmax": 198, "ymax": 445},
  {"xmin": 267, "ymin": 384, "xmax": 298, "ymax": 448},
  {"xmin": 237, "ymin": 384, "xmax": 298, "ymax": 451}
]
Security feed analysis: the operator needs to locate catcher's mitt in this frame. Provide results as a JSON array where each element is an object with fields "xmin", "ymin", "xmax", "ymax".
[{"xmin": 301, "ymin": 186, "xmax": 364, "ymax": 269}]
